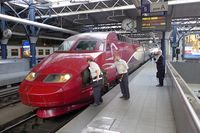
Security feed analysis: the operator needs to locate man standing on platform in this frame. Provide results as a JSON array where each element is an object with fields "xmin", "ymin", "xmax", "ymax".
[
  {"xmin": 112, "ymin": 54, "xmax": 130, "ymax": 100},
  {"xmin": 154, "ymin": 49, "xmax": 165, "ymax": 87}
]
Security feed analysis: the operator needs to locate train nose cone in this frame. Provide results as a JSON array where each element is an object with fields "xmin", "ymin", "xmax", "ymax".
[{"xmin": 19, "ymin": 82, "xmax": 65, "ymax": 107}]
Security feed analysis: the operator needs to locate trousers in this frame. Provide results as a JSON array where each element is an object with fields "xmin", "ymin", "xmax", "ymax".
[
  {"xmin": 119, "ymin": 73, "xmax": 130, "ymax": 98},
  {"xmin": 91, "ymin": 79, "xmax": 103, "ymax": 104},
  {"xmin": 159, "ymin": 77, "xmax": 164, "ymax": 86}
]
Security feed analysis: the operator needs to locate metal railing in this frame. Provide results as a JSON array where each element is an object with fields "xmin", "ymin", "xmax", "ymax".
[{"xmin": 166, "ymin": 61, "xmax": 200, "ymax": 133}]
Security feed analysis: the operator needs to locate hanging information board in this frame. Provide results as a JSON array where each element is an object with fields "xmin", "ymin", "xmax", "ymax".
[
  {"xmin": 140, "ymin": 15, "xmax": 167, "ymax": 31},
  {"xmin": 140, "ymin": 0, "xmax": 170, "ymax": 32}
]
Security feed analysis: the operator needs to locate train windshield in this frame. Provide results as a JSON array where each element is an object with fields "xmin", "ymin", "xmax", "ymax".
[
  {"xmin": 57, "ymin": 36, "xmax": 77, "ymax": 51},
  {"xmin": 57, "ymin": 36, "xmax": 105, "ymax": 51},
  {"xmin": 75, "ymin": 40, "xmax": 97, "ymax": 51}
]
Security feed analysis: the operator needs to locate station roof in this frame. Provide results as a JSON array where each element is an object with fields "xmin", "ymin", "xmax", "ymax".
[{"xmin": 2, "ymin": 0, "xmax": 200, "ymax": 40}]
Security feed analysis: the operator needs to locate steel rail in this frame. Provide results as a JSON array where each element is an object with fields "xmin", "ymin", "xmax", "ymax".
[
  {"xmin": 0, "ymin": 86, "xmax": 20, "ymax": 109},
  {"xmin": 0, "ymin": 114, "xmax": 36, "ymax": 133},
  {"xmin": 0, "ymin": 86, "xmax": 19, "ymax": 96}
]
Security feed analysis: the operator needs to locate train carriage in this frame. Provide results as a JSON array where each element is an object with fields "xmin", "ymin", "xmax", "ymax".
[
  {"xmin": 18, "ymin": 32, "xmax": 149, "ymax": 118},
  {"xmin": 0, "ymin": 45, "xmax": 54, "ymax": 61}
]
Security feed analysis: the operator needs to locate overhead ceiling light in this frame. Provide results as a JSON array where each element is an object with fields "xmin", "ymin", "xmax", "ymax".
[{"xmin": 168, "ymin": 0, "xmax": 200, "ymax": 5}]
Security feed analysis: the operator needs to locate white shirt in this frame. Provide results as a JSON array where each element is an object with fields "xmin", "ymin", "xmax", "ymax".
[
  {"xmin": 113, "ymin": 59, "xmax": 129, "ymax": 74},
  {"xmin": 88, "ymin": 62, "xmax": 101, "ymax": 78}
]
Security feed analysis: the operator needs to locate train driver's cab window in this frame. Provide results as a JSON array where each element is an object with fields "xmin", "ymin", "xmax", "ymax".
[
  {"xmin": 75, "ymin": 40, "xmax": 97, "ymax": 51},
  {"xmin": 38, "ymin": 49, "xmax": 44, "ymax": 55},
  {"xmin": 11, "ymin": 49, "xmax": 19, "ymax": 56},
  {"xmin": 98, "ymin": 42, "xmax": 104, "ymax": 51},
  {"xmin": 57, "ymin": 36, "xmax": 77, "ymax": 51}
]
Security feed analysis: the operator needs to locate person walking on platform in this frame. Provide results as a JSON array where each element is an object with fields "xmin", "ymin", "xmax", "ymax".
[
  {"xmin": 154, "ymin": 50, "xmax": 165, "ymax": 87},
  {"xmin": 87, "ymin": 58, "xmax": 103, "ymax": 106},
  {"xmin": 112, "ymin": 54, "xmax": 130, "ymax": 100}
]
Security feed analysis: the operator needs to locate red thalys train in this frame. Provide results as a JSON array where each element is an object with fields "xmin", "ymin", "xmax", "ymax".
[{"xmin": 19, "ymin": 32, "xmax": 149, "ymax": 118}]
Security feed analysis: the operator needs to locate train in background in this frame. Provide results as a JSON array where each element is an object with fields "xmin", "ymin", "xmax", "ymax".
[
  {"xmin": 0, "ymin": 45, "xmax": 57, "ymax": 60},
  {"xmin": 19, "ymin": 32, "xmax": 150, "ymax": 118}
]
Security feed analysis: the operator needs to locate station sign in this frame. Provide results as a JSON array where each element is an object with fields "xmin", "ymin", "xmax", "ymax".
[
  {"xmin": 22, "ymin": 40, "xmax": 31, "ymax": 57},
  {"xmin": 141, "ymin": 4, "xmax": 150, "ymax": 13},
  {"xmin": 150, "ymin": 2, "xmax": 168, "ymax": 12}
]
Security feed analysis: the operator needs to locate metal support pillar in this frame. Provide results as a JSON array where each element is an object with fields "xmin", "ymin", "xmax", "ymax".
[
  {"xmin": 1, "ymin": 39, "xmax": 8, "ymax": 59},
  {"xmin": 0, "ymin": 3, "xmax": 7, "ymax": 59},
  {"xmin": 161, "ymin": 32, "xmax": 166, "ymax": 65},
  {"xmin": 28, "ymin": 0, "xmax": 37, "ymax": 67},
  {"xmin": 30, "ymin": 36, "xmax": 37, "ymax": 67},
  {"xmin": 172, "ymin": 26, "xmax": 177, "ymax": 61},
  {"xmin": 160, "ymin": 0, "xmax": 168, "ymax": 64}
]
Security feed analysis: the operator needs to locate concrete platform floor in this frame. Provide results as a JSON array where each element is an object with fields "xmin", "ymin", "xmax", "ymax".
[{"xmin": 57, "ymin": 62, "xmax": 176, "ymax": 133}]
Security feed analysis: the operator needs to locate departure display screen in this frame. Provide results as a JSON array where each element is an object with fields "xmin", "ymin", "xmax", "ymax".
[{"xmin": 141, "ymin": 16, "xmax": 167, "ymax": 31}]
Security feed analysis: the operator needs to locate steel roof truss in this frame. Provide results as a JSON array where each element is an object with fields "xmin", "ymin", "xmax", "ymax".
[{"xmin": 34, "ymin": 0, "xmax": 134, "ymax": 19}]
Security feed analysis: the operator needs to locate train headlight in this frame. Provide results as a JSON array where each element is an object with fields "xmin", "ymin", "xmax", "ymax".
[
  {"xmin": 25, "ymin": 72, "xmax": 37, "ymax": 82},
  {"xmin": 44, "ymin": 74, "xmax": 71, "ymax": 83}
]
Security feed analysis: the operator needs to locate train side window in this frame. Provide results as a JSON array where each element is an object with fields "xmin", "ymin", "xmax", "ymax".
[
  {"xmin": 0, "ymin": 48, "xmax": 1, "ymax": 56},
  {"xmin": 11, "ymin": 49, "xmax": 19, "ymax": 56},
  {"xmin": 45, "ymin": 49, "xmax": 50, "ymax": 55},
  {"xmin": 38, "ymin": 49, "xmax": 44, "ymax": 55}
]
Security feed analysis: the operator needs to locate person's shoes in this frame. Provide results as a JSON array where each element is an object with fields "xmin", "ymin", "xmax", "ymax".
[
  {"xmin": 92, "ymin": 103, "xmax": 100, "ymax": 106},
  {"xmin": 100, "ymin": 98, "xmax": 103, "ymax": 103},
  {"xmin": 124, "ymin": 97, "xmax": 130, "ymax": 100},
  {"xmin": 120, "ymin": 96, "xmax": 125, "ymax": 98},
  {"xmin": 156, "ymin": 84, "xmax": 163, "ymax": 87}
]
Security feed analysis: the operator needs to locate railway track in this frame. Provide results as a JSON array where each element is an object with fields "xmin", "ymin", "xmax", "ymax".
[
  {"xmin": 0, "ymin": 86, "xmax": 20, "ymax": 109},
  {"xmin": 0, "ymin": 109, "xmax": 84, "ymax": 133}
]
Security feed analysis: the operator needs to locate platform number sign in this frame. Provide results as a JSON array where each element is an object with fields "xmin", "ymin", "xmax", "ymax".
[{"xmin": 141, "ymin": 4, "xmax": 150, "ymax": 13}]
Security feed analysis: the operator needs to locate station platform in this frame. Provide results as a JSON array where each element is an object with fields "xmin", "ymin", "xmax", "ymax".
[
  {"xmin": 57, "ymin": 62, "xmax": 176, "ymax": 133},
  {"xmin": 0, "ymin": 59, "xmax": 30, "ymax": 87}
]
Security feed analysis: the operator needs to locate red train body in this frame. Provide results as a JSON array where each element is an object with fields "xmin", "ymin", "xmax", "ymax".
[{"xmin": 19, "ymin": 32, "xmax": 148, "ymax": 118}]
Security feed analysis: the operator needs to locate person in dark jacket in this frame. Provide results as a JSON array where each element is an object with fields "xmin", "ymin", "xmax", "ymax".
[
  {"xmin": 0, "ymin": 29, "xmax": 2, "ymax": 40},
  {"xmin": 154, "ymin": 50, "xmax": 165, "ymax": 87}
]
